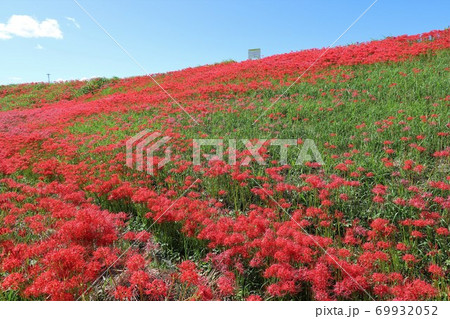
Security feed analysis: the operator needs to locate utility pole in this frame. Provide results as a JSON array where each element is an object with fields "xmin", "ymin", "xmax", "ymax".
[{"xmin": 47, "ymin": 73, "xmax": 51, "ymax": 84}]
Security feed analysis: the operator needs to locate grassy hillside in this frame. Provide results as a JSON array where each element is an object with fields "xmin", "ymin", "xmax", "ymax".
[{"xmin": 0, "ymin": 29, "xmax": 449, "ymax": 301}]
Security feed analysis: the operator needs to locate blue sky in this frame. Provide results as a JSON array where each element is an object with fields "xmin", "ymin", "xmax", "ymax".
[{"xmin": 0, "ymin": 0, "xmax": 448, "ymax": 85}]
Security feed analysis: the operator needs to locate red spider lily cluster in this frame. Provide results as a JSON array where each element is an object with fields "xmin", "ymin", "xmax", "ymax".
[{"xmin": 0, "ymin": 29, "xmax": 449, "ymax": 300}]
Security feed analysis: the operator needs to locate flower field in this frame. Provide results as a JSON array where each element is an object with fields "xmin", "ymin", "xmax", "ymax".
[{"xmin": 0, "ymin": 29, "xmax": 449, "ymax": 301}]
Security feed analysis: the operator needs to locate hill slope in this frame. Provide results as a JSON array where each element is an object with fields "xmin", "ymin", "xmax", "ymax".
[{"xmin": 0, "ymin": 29, "xmax": 449, "ymax": 301}]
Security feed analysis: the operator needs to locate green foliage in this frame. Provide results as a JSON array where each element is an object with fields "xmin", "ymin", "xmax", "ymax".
[{"xmin": 73, "ymin": 77, "xmax": 112, "ymax": 97}]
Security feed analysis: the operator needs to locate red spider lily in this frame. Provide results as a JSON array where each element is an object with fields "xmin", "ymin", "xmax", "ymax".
[{"xmin": 1, "ymin": 28, "xmax": 449, "ymax": 301}]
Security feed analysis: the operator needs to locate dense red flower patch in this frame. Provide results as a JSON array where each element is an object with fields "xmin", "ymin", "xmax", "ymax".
[{"xmin": 0, "ymin": 29, "xmax": 449, "ymax": 300}]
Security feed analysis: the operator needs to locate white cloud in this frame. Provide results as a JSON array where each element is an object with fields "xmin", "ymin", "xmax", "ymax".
[
  {"xmin": 35, "ymin": 43, "xmax": 44, "ymax": 50},
  {"xmin": 0, "ymin": 15, "xmax": 63, "ymax": 40},
  {"xmin": 8, "ymin": 76, "xmax": 22, "ymax": 83},
  {"xmin": 66, "ymin": 17, "xmax": 80, "ymax": 29},
  {"xmin": 79, "ymin": 76, "xmax": 99, "ymax": 81}
]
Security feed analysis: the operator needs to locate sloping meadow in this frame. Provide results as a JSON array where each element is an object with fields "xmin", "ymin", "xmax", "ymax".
[{"xmin": 0, "ymin": 29, "xmax": 449, "ymax": 300}]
